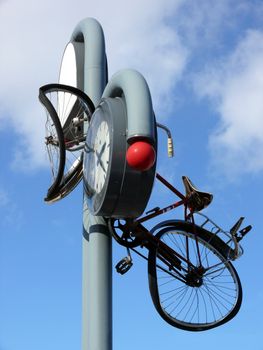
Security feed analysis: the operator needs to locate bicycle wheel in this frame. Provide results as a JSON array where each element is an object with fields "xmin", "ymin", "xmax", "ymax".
[
  {"xmin": 46, "ymin": 153, "xmax": 84, "ymax": 202},
  {"xmin": 39, "ymin": 87, "xmax": 66, "ymax": 200},
  {"xmin": 39, "ymin": 84, "xmax": 95, "ymax": 202},
  {"xmin": 148, "ymin": 221, "xmax": 242, "ymax": 331}
]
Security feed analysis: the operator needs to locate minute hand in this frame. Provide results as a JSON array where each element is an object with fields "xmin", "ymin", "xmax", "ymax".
[
  {"xmin": 98, "ymin": 142, "xmax": 106, "ymax": 159},
  {"xmin": 96, "ymin": 149, "xmax": 106, "ymax": 173}
]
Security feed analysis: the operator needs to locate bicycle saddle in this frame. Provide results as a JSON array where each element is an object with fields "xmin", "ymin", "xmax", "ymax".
[{"xmin": 182, "ymin": 176, "xmax": 213, "ymax": 212}]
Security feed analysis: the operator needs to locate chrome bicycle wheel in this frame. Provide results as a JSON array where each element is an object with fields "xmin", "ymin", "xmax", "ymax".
[
  {"xmin": 39, "ymin": 87, "xmax": 66, "ymax": 200},
  {"xmin": 39, "ymin": 84, "xmax": 95, "ymax": 202},
  {"xmin": 148, "ymin": 221, "xmax": 242, "ymax": 331}
]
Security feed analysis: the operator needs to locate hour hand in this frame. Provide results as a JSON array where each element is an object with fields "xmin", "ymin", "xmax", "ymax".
[
  {"xmin": 97, "ymin": 142, "xmax": 106, "ymax": 159},
  {"xmin": 95, "ymin": 150, "xmax": 106, "ymax": 173}
]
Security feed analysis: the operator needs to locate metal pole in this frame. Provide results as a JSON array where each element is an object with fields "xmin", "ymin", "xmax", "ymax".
[
  {"xmin": 71, "ymin": 18, "xmax": 111, "ymax": 350},
  {"xmin": 82, "ymin": 202, "xmax": 112, "ymax": 350}
]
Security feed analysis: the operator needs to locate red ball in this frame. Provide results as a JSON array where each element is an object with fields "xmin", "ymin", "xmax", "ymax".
[{"xmin": 126, "ymin": 141, "xmax": 156, "ymax": 171}]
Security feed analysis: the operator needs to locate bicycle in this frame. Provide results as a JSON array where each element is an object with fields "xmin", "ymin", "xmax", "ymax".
[
  {"xmin": 39, "ymin": 83, "xmax": 252, "ymax": 331},
  {"xmin": 108, "ymin": 172, "xmax": 252, "ymax": 331}
]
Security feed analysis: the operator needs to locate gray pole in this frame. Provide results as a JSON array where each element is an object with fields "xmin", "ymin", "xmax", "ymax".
[{"xmin": 71, "ymin": 18, "xmax": 111, "ymax": 350}]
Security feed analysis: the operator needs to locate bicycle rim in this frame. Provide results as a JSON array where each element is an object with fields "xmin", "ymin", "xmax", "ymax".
[
  {"xmin": 39, "ymin": 84, "xmax": 95, "ymax": 202},
  {"xmin": 39, "ymin": 88, "xmax": 65, "ymax": 199},
  {"xmin": 45, "ymin": 153, "xmax": 84, "ymax": 203},
  {"xmin": 148, "ymin": 223, "xmax": 242, "ymax": 331}
]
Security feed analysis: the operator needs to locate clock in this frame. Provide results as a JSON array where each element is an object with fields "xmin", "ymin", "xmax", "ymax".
[
  {"xmin": 85, "ymin": 117, "xmax": 110, "ymax": 195},
  {"xmin": 83, "ymin": 96, "xmax": 156, "ymax": 218}
]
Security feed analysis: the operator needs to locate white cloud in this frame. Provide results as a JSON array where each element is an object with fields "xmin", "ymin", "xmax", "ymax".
[
  {"xmin": 102, "ymin": 1, "xmax": 188, "ymax": 111},
  {"xmin": 1, "ymin": 0, "xmax": 261, "ymax": 178},
  {"xmin": 174, "ymin": 0, "xmax": 233, "ymax": 47},
  {"xmin": 0, "ymin": 0, "xmax": 187, "ymax": 171},
  {"xmin": 194, "ymin": 29, "xmax": 263, "ymax": 179}
]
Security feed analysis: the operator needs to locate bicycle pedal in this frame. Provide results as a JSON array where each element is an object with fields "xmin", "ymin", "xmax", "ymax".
[{"xmin": 115, "ymin": 257, "xmax": 133, "ymax": 275}]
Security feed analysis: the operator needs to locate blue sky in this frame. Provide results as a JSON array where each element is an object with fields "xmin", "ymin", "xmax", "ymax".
[{"xmin": 0, "ymin": 0, "xmax": 262, "ymax": 349}]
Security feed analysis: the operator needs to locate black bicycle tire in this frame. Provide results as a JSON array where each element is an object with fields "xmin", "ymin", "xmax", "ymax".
[
  {"xmin": 148, "ymin": 221, "xmax": 242, "ymax": 331},
  {"xmin": 39, "ymin": 87, "xmax": 66, "ymax": 199},
  {"xmin": 45, "ymin": 156, "xmax": 83, "ymax": 203},
  {"xmin": 42, "ymin": 84, "xmax": 94, "ymax": 186},
  {"xmin": 40, "ymin": 83, "xmax": 95, "ymax": 110},
  {"xmin": 39, "ymin": 84, "xmax": 95, "ymax": 202}
]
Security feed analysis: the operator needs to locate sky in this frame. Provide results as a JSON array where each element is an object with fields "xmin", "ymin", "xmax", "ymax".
[{"xmin": 0, "ymin": 0, "xmax": 262, "ymax": 349}]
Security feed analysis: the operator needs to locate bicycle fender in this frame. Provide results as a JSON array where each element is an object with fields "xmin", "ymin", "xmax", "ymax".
[
  {"xmin": 150, "ymin": 220, "xmax": 186, "ymax": 234},
  {"xmin": 150, "ymin": 220, "xmax": 236, "ymax": 260}
]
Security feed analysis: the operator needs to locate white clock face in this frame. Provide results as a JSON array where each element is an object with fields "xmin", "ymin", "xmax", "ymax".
[
  {"xmin": 84, "ymin": 111, "xmax": 111, "ymax": 196},
  {"xmin": 93, "ymin": 121, "xmax": 110, "ymax": 193}
]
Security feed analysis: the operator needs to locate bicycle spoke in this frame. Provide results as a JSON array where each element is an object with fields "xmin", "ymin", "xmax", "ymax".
[{"xmin": 39, "ymin": 83, "xmax": 95, "ymax": 202}]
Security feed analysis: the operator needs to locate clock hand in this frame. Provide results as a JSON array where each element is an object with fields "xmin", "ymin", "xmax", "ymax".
[
  {"xmin": 95, "ymin": 150, "xmax": 107, "ymax": 173},
  {"xmin": 100, "ymin": 160, "xmax": 106, "ymax": 173},
  {"xmin": 98, "ymin": 142, "xmax": 106, "ymax": 159},
  {"xmin": 96, "ymin": 141, "xmax": 107, "ymax": 166}
]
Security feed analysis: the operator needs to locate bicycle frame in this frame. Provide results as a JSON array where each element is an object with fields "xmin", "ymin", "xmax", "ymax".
[
  {"xmin": 137, "ymin": 173, "xmax": 186, "ymax": 224},
  {"xmin": 111, "ymin": 170, "xmax": 246, "ymax": 279},
  {"xmin": 135, "ymin": 172, "xmax": 204, "ymax": 269}
]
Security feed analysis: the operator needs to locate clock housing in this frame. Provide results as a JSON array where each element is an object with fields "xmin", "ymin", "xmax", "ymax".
[{"xmin": 83, "ymin": 96, "xmax": 156, "ymax": 218}]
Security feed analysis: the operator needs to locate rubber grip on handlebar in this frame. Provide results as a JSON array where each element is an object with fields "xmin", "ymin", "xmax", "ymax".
[{"xmin": 168, "ymin": 137, "xmax": 174, "ymax": 157}]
